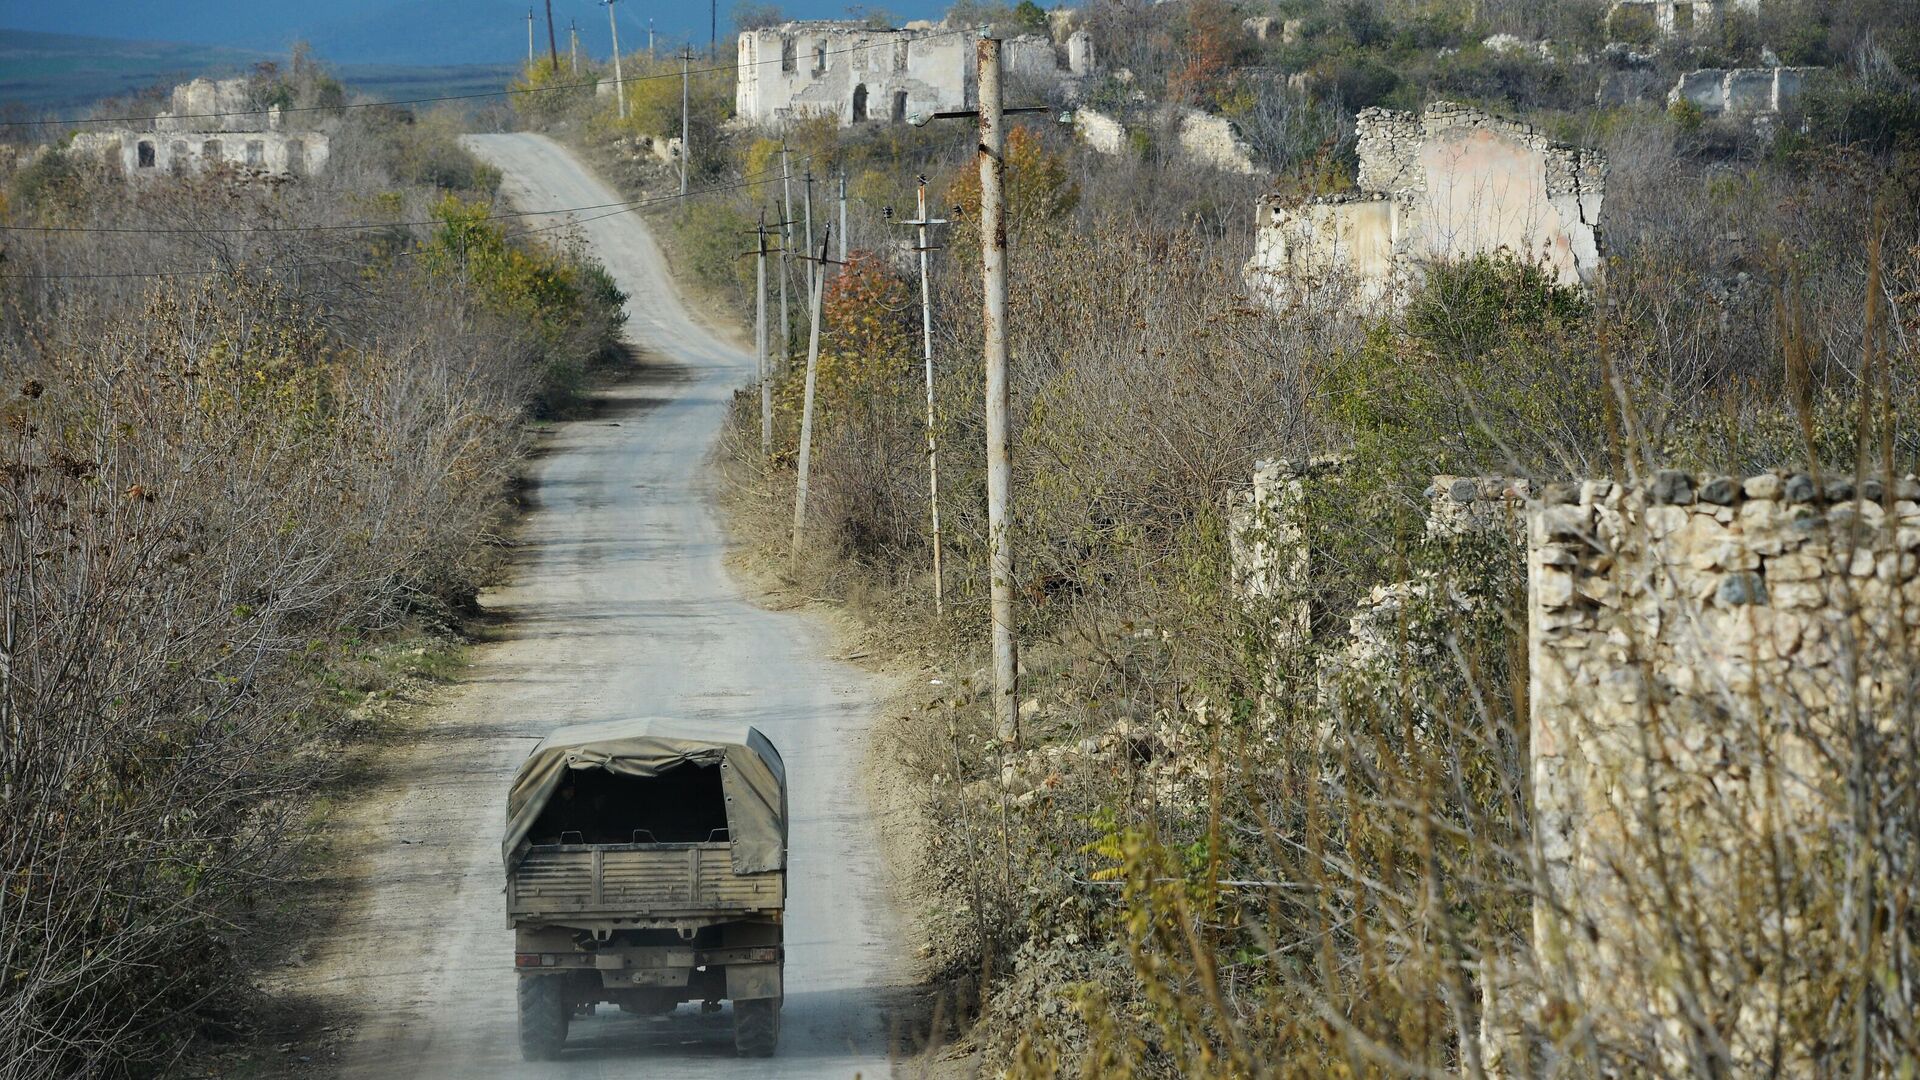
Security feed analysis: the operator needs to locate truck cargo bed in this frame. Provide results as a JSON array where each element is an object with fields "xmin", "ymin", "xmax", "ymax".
[{"xmin": 508, "ymin": 842, "xmax": 782, "ymax": 920}]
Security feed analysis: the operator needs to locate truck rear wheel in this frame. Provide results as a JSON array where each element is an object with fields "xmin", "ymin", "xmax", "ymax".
[
  {"xmin": 732, "ymin": 997, "xmax": 780, "ymax": 1057},
  {"xmin": 517, "ymin": 974, "xmax": 568, "ymax": 1061}
]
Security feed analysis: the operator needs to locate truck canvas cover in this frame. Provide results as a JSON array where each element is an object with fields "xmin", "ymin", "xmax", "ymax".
[{"xmin": 504, "ymin": 718, "xmax": 787, "ymax": 875}]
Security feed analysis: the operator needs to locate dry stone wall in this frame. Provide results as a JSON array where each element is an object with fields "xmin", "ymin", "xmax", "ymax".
[{"xmin": 1528, "ymin": 471, "xmax": 1920, "ymax": 1071}]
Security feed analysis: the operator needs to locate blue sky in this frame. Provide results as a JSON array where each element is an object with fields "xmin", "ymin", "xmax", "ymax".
[{"xmin": 0, "ymin": 0, "xmax": 947, "ymax": 65}]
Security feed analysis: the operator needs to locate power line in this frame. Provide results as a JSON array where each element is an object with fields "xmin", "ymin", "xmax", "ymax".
[
  {"xmin": 1, "ymin": 25, "xmax": 987, "ymax": 129},
  {"xmin": 1, "ymin": 166, "xmax": 797, "ymax": 280},
  {"xmin": 0, "ymin": 156, "xmax": 805, "ymax": 236}
]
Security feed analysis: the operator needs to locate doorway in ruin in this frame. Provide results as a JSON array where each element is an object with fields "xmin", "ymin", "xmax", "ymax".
[
  {"xmin": 852, "ymin": 84, "xmax": 868, "ymax": 122},
  {"xmin": 136, "ymin": 141, "xmax": 155, "ymax": 168},
  {"xmin": 287, "ymin": 139, "xmax": 307, "ymax": 177},
  {"xmin": 891, "ymin": 90, "xmax": 908, "ymax": 123},
  {"xmin": 169, "ymin": 141, "xmax": 189, "ymax": 175}
]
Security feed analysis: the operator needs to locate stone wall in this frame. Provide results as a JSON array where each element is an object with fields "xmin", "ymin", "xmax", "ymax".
[
  {"xmin": 1247, "ymin": 102, "xmax": 1605, "ymax": 307},
  {"xmin": 1670, "ymin": 65, "xmax": 1817, "ymax": 115},
  {"xmin": 1175, "ymin": 107, "xmax": 1259, "ymax": 174},
  {"xmin": 69, "ymin": 129, "xmax": 329, "ymax": 179},
  {"xmin": 735, "ymin": 23, "xmax": 1084, "ymax": 127},
  {"xmin": 1607, "ymin": 0, "xmax": 1758, "ymax": 40},
  {"xmin": 1528, "ymin": 471, "xmax": 1920, "ymax": 1069},
  {"xmin": 735, "ymin": 23, "xmax": 975, "ymax": 126}
]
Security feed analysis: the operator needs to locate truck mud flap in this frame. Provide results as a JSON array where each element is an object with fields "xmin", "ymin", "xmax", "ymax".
[{"xmin": 725, "ymin": 961, "xmax": 782, "ymax": 1002}]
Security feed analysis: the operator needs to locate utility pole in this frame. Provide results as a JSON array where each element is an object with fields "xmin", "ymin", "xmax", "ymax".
[
  {"xmin": 711, "ymin": 0, "xmax": 718, "ymax": 56},
  {"xmin": 978, "ymin": 37, "xmax": 1017, "ymax": 746},
  {"xmin": 680, "ymin": 48, "xmax": 692, "ymax": 195},
  {"xmin": 779, "ymin": 147, "xmax": 794, "ymax": 369},
  {"xmin": 649, "ymin": 19, "xmax": 656, "ymax": 59},
  {"xmin": 569, "ymin": 19, "xmax": 580, "ymax": 74},
  {"xmin": 526, "ymin": 8, "xmax": 535, "ymax": 66},
  {"xmin": 791, "ymin": 227, "xmax": 833, "ymax": 564},
  {"xmin": 802, "ymin": 167, "xmax": 816, "ymax": 293},
  {"xmin": 837, "ymin": 171, "xmax": 848, "ymax": 271},
  {"xmin": 893, "ymin": 180, "xmax": 950, "ymax": 616},
  {"xmin": 756, "ymin": 211, "xmax": 773, "ymax": 456},
  {"xmin": 544, "ymin": 0, "xmax": 559, "ymax": 69},
  {"xmin": 604, "ymin": 1, "xmax": 626, "ymax": 119}
]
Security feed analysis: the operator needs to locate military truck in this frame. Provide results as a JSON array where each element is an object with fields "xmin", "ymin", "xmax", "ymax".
[{"xmin": 503, "ymin": 718, "xmax": 787, "ymax": 1060}]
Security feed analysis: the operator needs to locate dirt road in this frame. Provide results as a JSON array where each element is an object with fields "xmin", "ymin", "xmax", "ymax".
[{"xmin": 299, "ymin": 133, "xmax": 908, "ymax": 1079}]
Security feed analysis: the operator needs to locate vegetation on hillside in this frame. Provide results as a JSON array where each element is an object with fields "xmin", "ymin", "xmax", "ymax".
[{"xmin": 0, "ymin": 58, "xmax": 623, "ymax": 1077}]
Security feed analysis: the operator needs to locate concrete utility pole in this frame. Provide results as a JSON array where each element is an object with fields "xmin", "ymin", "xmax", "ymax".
[
  {"xmin": 649, "ymin": 19, "xmax": 656, "ymax": 60},
  {"xmin": 756, "ymin": 211, "xmax": 773, "ymax": 456},
  {"xmin": 791, "ymin": 227, "xmax": 832, "ymax": 564},
  {"xmin": 779, "ymin": 147, "xmax": 794, "ymax": 367},
  {"xmin": 802, "ymin": 168, "xmax": 816, "ymax": 293},
  {"xmin": 680, "ymin": 48, "xmax": 692, "ymax": 195},
  {"xmin": 896, "ymin": 179, "xmax": 950, "ymax": 616},
  {"xmin": 837, "ymin": 171, "xmax": 848, "ymax": 271},
  {"xmin": 978, "ymin": 37, "xmax": 1018, "ymax": 745},
  {"xmin": 569, "ymin": 19, "xmax": 580, "ymax": 74},
  {"xmin": 527, "ymin": 8, "xmax": 535, "ymax": 66},
  {"xmin": 545, "ymin": 0, "xmax": 559, "ymax": 69},
  {"xmin": 604, "ymin": 1, "xmax": 627, "ymax": 119}
]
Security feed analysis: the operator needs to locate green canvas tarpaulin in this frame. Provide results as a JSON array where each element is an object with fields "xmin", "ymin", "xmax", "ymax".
[{"xmin": 504, "ymin": 717, "xmax": 787, "ymax": 875}]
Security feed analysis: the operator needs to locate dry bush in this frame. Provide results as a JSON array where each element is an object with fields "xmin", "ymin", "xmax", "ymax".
[{"xmin": 0, "ymin": 98, "xmax": 621, "ymax": 1076}]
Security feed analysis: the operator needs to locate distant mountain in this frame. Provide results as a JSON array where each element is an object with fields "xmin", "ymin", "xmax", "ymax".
[{"xmin": 0, "ymin": 29, "xmax": 519, "ymax": 118}]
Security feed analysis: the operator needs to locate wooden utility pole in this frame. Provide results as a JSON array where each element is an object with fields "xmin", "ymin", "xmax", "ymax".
[
  {"xmin": 568, "ymin": 19, "xmax": 579, "ymax": 74},
  {"xmin": 978, "ymin": 37, "xmax": 1017, "ymax": 745},
  {"xmin": 680, "ymin": 48, "xmax": 692, "ymax": 195},
  {"xmin": 756, "ymin": 211, "xmax": 772, "ymax": 456},
  {"xmin": 604, "ymin": 1, "xmax": 626, "ymax": 119},
  {"xmin": 791, "ymin": 228, "xmax": 832, "ymax": 563},
  {"xmin": 896, "ymin": 179, "xmax": 949, "ymax": 616},
  {"xmin": 544, "ymin": 0, "xmax": 559, "ymax": 68}
]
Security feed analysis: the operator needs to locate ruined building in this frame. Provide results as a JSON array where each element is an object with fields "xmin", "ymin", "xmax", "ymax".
[
  {"xmin": 67, "ymin": 76, "xmax": 329, "ymax": 180},
  {"xmin": 1244, "ymin": 102, "xmax": 1604, "ymax": 306},
  {"xmin": 1607, "ymin": 0, "xmax": 1758, "ymax": 40},
  {"xmin": 734, "ymin": 22, "xmax": 1092, "ymax": 127}
]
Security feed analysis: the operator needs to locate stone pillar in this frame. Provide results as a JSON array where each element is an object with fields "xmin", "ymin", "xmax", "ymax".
[{"xmin": 1067, "ymin": 29, "xmax": 1095, "ymax": 77}]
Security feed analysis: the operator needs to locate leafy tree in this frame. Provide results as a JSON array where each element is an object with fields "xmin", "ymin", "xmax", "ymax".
[{"xmin": 1013, "ymin": 0, "xmax": 1050, "ymax": 35}]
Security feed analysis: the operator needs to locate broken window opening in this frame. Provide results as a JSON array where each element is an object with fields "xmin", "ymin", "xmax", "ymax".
[
  {"xmin": 1672, "ymin": 3, "xmax": 1695, "ymax": 31},
  {"xmin": 852, "ymin": 84, "xmax": 868, "ymax": 122},
  {"xmin": 203, "ymin": 139, "xmax": 223, "ymax": 162},
  {"xmin": 169, "ymin": 141, "xmax": 189, "ymax": 176},
  {"xmin": 891, "ymin": 90, "xmax": 908, "ymax": 124},
  {"xmin": 246, "ymin": 140, "xmax": 265, "ymax": 166},
  {"xmin": 813, "ymin": 43, "xmax": 826, "ymax": 74},
  {"xmin": 136, "ymin": 141, "xmax": 156, "ymax": 168},
  {"xmin": 287, "ymin": 139, "xmax": 306, "ymax": 176},
  {"xmin": 780, "ymin": 36, "xmax": 795, "ymax": 72},
  {"xmin": 529, "ymin": 763, "xmax": 730, "ymax": 846}
]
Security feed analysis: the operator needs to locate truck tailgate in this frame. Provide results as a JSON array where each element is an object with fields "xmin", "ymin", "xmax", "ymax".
[{"xmin": 508, "ymin": 842, "xmax": 782, "ymax": 918}]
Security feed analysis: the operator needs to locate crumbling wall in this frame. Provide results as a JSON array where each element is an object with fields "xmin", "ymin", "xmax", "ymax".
[
  {"xmin": 155, "ymin": 77, "xmax": 277, "ymax": 132},
  {"xmin": 1528, "ymin": 471, "xmax": 1920, "ymax": 1070},
  {"xmin": 1670, "ymin": 66, "xmax": 1817, "ymax": 115},
  {"xmin": 69, "ymin": 129, "xmax": 328, "ymax": 179},
  {"xmin": 735, "ymin": 22, "xmax": 1083, "ymax": 127},
  {"xmin": 1248, "ymin": 102, "xmax": 1605, "ymax": 307},
  {"xmin": 1608, "ymin": 0, "xmax": 1757, "ymax": 39},
  {"xmin": 1175, "ymin": 107, "xmax": 1260, "ymax": 174},
  {"xmin": 1072, "ymin": 106, "xmax": 1126, "ymax": 155},
  {"xmin": 735, "ymin": 23, "xmax": 975, "ymax": 126}
]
